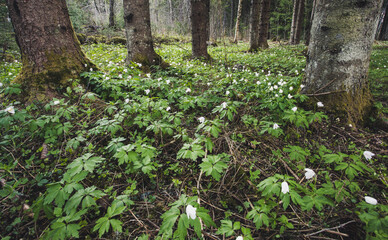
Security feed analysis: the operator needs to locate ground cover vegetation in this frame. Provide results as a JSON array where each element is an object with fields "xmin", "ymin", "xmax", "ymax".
[{"xmin": 1, "ymin": 39, "xmax": 387, "ymax": 239}]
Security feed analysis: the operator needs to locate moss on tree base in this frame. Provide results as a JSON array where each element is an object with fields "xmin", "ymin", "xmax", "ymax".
[{"xmin": 12, "ymin": 49, "xmax": 94, "ymax": 103}]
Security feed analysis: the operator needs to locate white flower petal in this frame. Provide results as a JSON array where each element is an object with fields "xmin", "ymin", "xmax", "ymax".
[
  {"xmin": 273, "ymin": 123, "xmax": 279, "ymax": 129},
  {"xmin": 304, "ymin": 168, "xmax": 316, "ymax": 179},
  {"xmin": 365, "ymin": 196, "xmax": 378, "ymax": 205},
  {"xmin": 317, "ymin": 102, "xmax": 324, "ymax": 107},
  {"xmin": 363, "ymin": 151, "xmax": 375, "ymax": 160},
  {"xmin": 236, "ymin": 236, "xmax": 244, "ymax": 240},
  {"xmin": 198, "ymin": 117, "xmax": 205, "ymax": 123},
  {"xmin": 281, "ymin": 181, "xmax": 289, "ymax": 194},
  {"xmin": 292, "ymin": 107, "xmax": 297, "ymax": 112},
  {"xmin": 186, "ymin": 205, "xmax": 197, "ymax": 220}
]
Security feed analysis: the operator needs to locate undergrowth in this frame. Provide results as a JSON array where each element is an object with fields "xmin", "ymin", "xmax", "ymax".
[{"xmin": 0, "ymin": 41, "xmax": 387, "ymax": 240}]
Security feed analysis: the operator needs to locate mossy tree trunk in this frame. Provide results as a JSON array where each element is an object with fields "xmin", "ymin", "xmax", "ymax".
[
  {"xmin": 302, "ymin": 0, "xmax": 384, "ymax": 125},
  {"xmin": 6, "ymin": 0, "xmax": 93, "ymax": 102},
  {"xmin": 233, "ymin": 0, "xmax": 243, "ymax": 44},
  {"xmin": 249, "ymin": 0, "xmax": 260, "ymax": 52},
  {"xmin": 123, "ymin": 0, "xmax": 162, "ymax": 67},
  {"xmin": 257, "ymin": 0, "xmax": 271, "ymax": 49},
  {"xmin": 190, "ymin": 0, "xmax": 210, "ymax": 60}
]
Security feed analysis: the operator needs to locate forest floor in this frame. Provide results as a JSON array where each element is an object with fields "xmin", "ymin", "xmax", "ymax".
[{"xmin": 0, "ymin": 41, "xmax": 387, "ymax": 240}]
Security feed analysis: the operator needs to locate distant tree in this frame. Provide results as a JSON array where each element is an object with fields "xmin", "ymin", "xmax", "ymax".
[
  {"xmin": 289, "ymin": 0, "xmax": 304, "ymax": 44},
  {"xmin": 302, "ymin": 0, "xmax": 383, "ymax": 125},
  {"xmin": 109, "ymin": 0, "xmax": 115, "ymax": 28},
  {"xmin": 377, "ymin": 1, "xmax": 388, "ymax": 40},
  {"xmin": 257, "ymin": 0, "xmax": 271, "ymax": 49},
  {"xmin": 233, "ymin": 0, "xmax": 243, "ymax": 43},
  {"xmin": 5, "ymin": 0, "xmax": 94, "ymax": 102},
  {"xmin": 250, "ymin": 0, "xmax": 271, "ymax": 51},
  {"xmin": 249, "ymin": 0, "xmax": 260, "ymax": 51},
  {"xmin": 123, "ymin": 0, "xmax": 163, "ymax": 67},
  {"xmin": 191, "ymin": 0, "xmax": 210, "ymax": 59}
]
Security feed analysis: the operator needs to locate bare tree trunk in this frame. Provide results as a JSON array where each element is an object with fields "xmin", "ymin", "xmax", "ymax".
[
  {"xmin": 257, "ymin": 0, "xmax": 271, "ymax": 49},
  {"xmin": 305, "ymin": 0, "xmax": 316, "ymax": 46},
  {"xmin": 289, "ymin": 0, "xmax": 300, "ymax": 44},
  {"xmin": 123, "ymin": 0, "xmax": 163, "ymax": 68},
  {"xmin": 302, "ymin": 0, "xmax": 383, "ymax": 125},
  {"xmin": 249, "ymin": 0, "xmax": 260, "ymax": 51},
  {"xmin": 233, "ymin": 0, "xmax": 243, "ymax": 43},
  {"xmin": 377, "ymin": 2, "xmax": 388, "ymax": 40},
  {"xmin": 191, "ymin": 0, "xmax": 210, "ymax": 59},
  {"xmin": 294, "ymin": 0, "xmax": 304, "ymax": 44},
  {"xmin": 6, "ymin": 0, "xmax": 93, "ymax": 102},
  {"xmin": 109, "ymin": 0, "xmax": 115, "ymax": 28}
]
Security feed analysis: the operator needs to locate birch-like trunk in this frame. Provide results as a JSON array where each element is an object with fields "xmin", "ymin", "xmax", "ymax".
[{"xmin": 233, "ymin": 0, "xmax": 243, "ymax": 43}]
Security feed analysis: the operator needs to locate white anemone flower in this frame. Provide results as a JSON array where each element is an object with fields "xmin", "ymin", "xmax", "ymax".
[
  {"xmin": 236, "ymin": 236, "xmax": 243, "ymax": 240},
  {"xmin": 186, "ymin": 88, "xmax": 191, "ymax": 93},
  {"xmin": 186, "ymin": 205, "xmax": 197, "ymax": 220},
  {"xmin": 317, "ymin": 102, "xmax": 324, "ymax": 107},
  {"xmin": 300, "ymin": 84, "xmax": 305, "ymax": 89},
  {"xmin": 145, "ymin": 89, "xmax": 150, "ymax": 95},
  {"xmin": 304, "ymin": 168, "xmax": 316, "ymax": 179},
  {"xmin": 226, "ymin": 90, "xmax": 230, "ymax": 95},
  {"xmin": 288, "ymin": 94, "xmax": 293, "ymax": 99},
  {"xmin": 53, "ymin": 100, "xmax": 60, "ymax": 105},
  {"xmin": 363, "ymin": 151, "xmax": 375, "ymax": 160},
  {"xmin": 289, "ymin": 86, "xmax": 293, "ymax": 91},
  {"xmin": 166, "ymin": 107, "xmax": 171, "ymax": 111},
  {"xmin": 125, "ymin": 99, "xmax": 130, "ymax": 104},
  {"xmin": 364, "ymin": 196, "xmax": 378, "ymax": 205},
  {"xmin": 292, "ymin": 107, "xmax": 297, "ymax": 112},
  {"xmin": 5, "ymin": 106, "xmax": 15, "ymax": 115},
  {"xmin": 281, "ymin": 181, "xmax": 289, "ymax": 194},
  {"xmin": 0, "ymin": 82, "xmax": 3, "ymax": 87},
  {"xmin": 166, "ymin": 80, "xmax": 170, "ymax": 84},
  {"xmin": 221, "ymin": 102, "xmax": 227, "ymax": 109},
  {"xmin": 198, "ymin": 117, "xmax": 205, "ymax": 123},
  {"xmin": 273, "ymin": 123, "xmax": 279, "ymax": 129},
  {"xmin": 279, "ymin": 89, "xmax": 283, "ymax": 94}
]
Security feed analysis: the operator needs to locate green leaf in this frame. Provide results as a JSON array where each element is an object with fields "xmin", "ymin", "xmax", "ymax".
[
  {"xmin": 93, "ymin": 217, "xmax": 110, "ymax": 238},
  {"xmin": 174, "ymin": 214, "xmax": 189, "ymax": 240}
]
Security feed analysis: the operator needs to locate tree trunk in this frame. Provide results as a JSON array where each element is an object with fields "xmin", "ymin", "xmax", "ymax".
[
  {"xmin": 123, "ymin": 0, "xmax": 163, "ymax": 67},
  {"xmin": 377, "ymin": 2, "xmax": 388, "ymax": 40},
  {"xmin": 289, "ymin": 0, "xmax": 300, "ymax": 44},
  {"xmin": 6, "ymin": 0, "xmax": 93, "ymax": 102},
  {"xmin": 190, "ymin": 0, "xmax": 210, "ymax": 59},
  {"xmin": 249, "ymin": 0, "xmax": 260, "ymax": 52},
  {"xmin": 257, "ymin": 0, "xmax": 271, "ymax": 49},
  {"xmin": 305, "ymin": 0, "xmax": 316, "ymax": 46},
  {"xmin": 109, "ymin": 0, "xmax": 115, "ymax": 28},
  {"xmin": 302, "ymin": 0, "xmax": 383, "ymax": 125},
  {"xmin": 290, "ymin": 0, "xmax": 304, "ymax": 44},
  {"xmin": 294, "ymin": 0, "xmax": 305, "ymax": 44},
  {"xmin": 233, "ymin": 0, "xmax": 243, "ymax": 43}
]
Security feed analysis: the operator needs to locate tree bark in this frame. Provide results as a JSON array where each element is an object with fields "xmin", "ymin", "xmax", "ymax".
[
  {"xmin": 123, "ymin": 0, "xmax": 163, "ymax": 67},
  {"xmin": 191, "ymin": 0, "xmax": 210, "ymax": 59},
  {"xmin": 294, "ymin": 0, "xmax": 305, "ymax": 44},
  {"xmin": 257, "ymin": 0, "xmax": 271, "ymax": 49},
  {"xmin": 377, "ymin": 2, "xmax": 388, "ymax": 40},
  {"xmin": 109, "ymin": 0, "xmax": 115, "ymax": 28},
  {"xmin": 305, "ymin": 0, "xmax": 316, "ymax": 46},
  {"xmin": 302, "ymin": 0, "xmax": 384, "ymax": 125},
  {"xmin": 233, "ymin": 0, "xmax": 243, "ymax": 43},
  {"xmin": 290, "ymin": 0, "xmax": 305, "ymax": 44},
  {"xmin": 249, "ymin": 0, "xmax": 260, "ymax": 52},
  {"xmin": 289, "ymin": 0, "xmax": 300, "ymax": 44},
  {"xmin": 6, "ymin": 0, "xmax": 93, "ymax": 102}
]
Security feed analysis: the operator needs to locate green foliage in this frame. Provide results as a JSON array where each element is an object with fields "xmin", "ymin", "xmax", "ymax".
[{"xmin": 1, "ymin": 41, "xmax": 387, "ymax": 239}]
